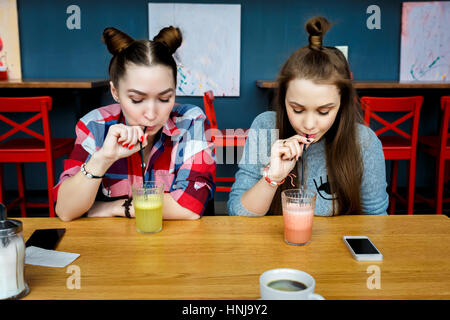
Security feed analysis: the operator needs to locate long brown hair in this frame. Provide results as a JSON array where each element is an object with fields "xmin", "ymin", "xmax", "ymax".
[
  {"xmin": 101, "ymin": 26, "xmax": 182, "ymax": 87},
  {"xmin": 269, "ymin": 17, "xmax": 363, "ymax": 215}
]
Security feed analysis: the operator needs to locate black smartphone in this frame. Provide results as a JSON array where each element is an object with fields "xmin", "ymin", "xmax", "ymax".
[{"xmin": 25, "ymin": 228, "xmax": 66, "ymax": 250}]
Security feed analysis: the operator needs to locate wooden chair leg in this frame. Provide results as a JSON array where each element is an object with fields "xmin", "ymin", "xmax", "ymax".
[
  {"xmin": 389, "ymin": 160, "xmax": 399, "ymax": 215},
  {"xmin": 16, "ymin": 163, "xmax": 27, "ymax": 217}
]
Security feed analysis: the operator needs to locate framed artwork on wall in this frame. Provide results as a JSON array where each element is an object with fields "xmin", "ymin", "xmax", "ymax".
[
  {"xmin": 149, "ymin": 3, "xmax": 241, "ymax": 97},
  {"xmin": 400, "ymin": 1, "xmax": 450, "ymax": 82}
]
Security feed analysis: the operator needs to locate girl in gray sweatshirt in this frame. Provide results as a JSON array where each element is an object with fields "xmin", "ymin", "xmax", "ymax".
[{"xmin": 227, "ymin": 16, "xmax": 388, "ymax": 217}]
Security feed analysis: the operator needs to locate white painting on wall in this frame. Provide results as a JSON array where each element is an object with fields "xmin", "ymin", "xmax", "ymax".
[
  {"xmin": 149, "ymin": 3, "xmax": 241, "ymax": 96},
  {"xmin": 400, "ymin": 1, "xmax": 450, "ymax": 82}
]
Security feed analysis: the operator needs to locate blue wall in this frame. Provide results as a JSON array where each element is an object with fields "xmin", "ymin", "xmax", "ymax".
[
  {"xmin": 17, "ymin": 0, "xmax": 418, "ymax": 129},
  {"xmin": 3, "ymin": 0, "xmax": 445, "ymax": 207}
]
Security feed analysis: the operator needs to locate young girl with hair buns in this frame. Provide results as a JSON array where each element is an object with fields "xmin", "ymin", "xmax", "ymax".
[
  {"xmin": 228, "ymin": 17, "xmax": 388, "ymax": 216},
  {"xmin": 54, "ymin": 26, "xmax": 216, "ymax": 221}
]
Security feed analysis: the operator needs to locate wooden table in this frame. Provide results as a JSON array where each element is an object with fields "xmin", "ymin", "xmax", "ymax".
[{"xmin": 18, "ymin": 215, "xmax": 450, "ymax": 300}]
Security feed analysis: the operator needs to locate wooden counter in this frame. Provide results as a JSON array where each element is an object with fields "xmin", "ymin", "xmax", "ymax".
[
  {"xmin": 0, "ymin": 79, "xmax": 109, "ymax": 89},
  {"xmin": 256, "ymin": 80, "xmax": 450, "ymax": 90}
]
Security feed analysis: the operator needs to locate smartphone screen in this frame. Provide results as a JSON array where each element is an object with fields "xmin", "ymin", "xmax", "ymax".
[
  {"xmin": 345, "ymin": 238, "xmax": 380, "ymax": 255},
  {"xmin": 25, "ymin": 228, "xmax": 66, "ymax": 250}
]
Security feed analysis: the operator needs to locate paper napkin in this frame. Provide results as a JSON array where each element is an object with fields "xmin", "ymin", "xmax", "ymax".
[{"xmin": 25, "ymin": 246, "xmax": 80, "ymax": 268}]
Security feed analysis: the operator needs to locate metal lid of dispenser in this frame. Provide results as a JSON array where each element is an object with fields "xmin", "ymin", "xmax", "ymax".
[{"xmin": 0, "ymin": 203, "xmax": 22, "ymax": 237}]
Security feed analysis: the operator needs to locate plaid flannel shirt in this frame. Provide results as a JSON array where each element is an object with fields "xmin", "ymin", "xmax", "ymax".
[{"xmin": 53, "ymin": 103, "xmax": 216, "ymax": 216}]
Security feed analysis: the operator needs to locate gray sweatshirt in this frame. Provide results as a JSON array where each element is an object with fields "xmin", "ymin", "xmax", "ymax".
[{"xmin": 227, "ymin": 111, "xmax": 388, "ymax": 216}]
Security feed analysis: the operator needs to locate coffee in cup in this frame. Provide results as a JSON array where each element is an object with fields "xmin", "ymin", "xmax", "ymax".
[{"xmin": 260, "ymin": 268, "xmax": 324, "ymax": 300}]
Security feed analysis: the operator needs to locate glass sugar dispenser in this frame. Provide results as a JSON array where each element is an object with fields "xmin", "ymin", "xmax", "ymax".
[{"xmin": 0, "ymin": 203, "xmax": 29, "ymax": 299}]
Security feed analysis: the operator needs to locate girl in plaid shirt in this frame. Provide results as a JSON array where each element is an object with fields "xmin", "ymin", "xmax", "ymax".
[{"xmin": 54, "ymin": 27, "xmax": 216, "ymax": 221}]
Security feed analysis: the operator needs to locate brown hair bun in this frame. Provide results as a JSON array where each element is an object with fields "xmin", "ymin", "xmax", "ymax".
[
  {"xmin": 305, "ymin": 16, "xmax": 332, "ymax": 50},
  {"xmin": 102, "ymin": 27, "xmax": 135, "ymax": 55},
  {"xmin": 152, "ymin": 26, "xmax": 183, "ymax": 55}
]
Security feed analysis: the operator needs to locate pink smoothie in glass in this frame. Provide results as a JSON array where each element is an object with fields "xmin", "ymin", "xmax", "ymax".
[{"xmin": 283, "ymin": 203, "xmax": 314, "ymax": 245}]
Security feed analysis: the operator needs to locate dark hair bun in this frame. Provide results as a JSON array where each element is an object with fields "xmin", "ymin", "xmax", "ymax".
[
  {"xmin": 152, "ymin": 26, "xmax": 183, "ymax": 55},
  {"xmin": 305, "ymin": 17, "xmax": 332, "ymax": 50},
  {"xmin": 102, "ymin": 27, "xmax": 135, "ymax": 55}
]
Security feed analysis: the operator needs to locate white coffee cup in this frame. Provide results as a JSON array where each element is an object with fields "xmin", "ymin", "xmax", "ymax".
[{"xmin": 260, "ymin": 268, "xmax": 325, "ymax": 300}]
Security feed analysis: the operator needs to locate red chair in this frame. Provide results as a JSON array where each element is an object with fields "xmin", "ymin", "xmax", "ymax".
[
  {"xmin": 0, "ymin": 97, "xmax": 75, "ymax": 217},
  {"xmin": 203, "ymin": 91, "xmax": 248, "ymax": 192},
  {"xmin": 417, "ymin": 96, "xmax": 450, "ymax": 214},
  {"xmin": 361, "ymin": 96, "xmax": 423, "ymax": 215}
]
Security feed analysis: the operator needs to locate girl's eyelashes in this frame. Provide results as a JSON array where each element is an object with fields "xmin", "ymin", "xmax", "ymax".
[
  {"xmin": 129, "ymin": 97, "xmax": 172, "ymax": 104},
  {"xmin": 292, "ymin": 108, "xmax": 330, "ymax": 115},
  {"xmin": 318, "ymin": 107, "xmax": 332, "ymax": 115},
  {"xmin": 159, "ymin": 94, "xmax": 174, "ymax": 102}
]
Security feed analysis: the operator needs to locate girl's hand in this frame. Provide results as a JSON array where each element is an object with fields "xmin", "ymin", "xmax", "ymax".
[
  {"xmin": 267, "ymin": 135, "xmax": 314, "ymax": 182},
  {"xmin": 97, "ymin": 124, "xmax": 150, "ymax": 163}
]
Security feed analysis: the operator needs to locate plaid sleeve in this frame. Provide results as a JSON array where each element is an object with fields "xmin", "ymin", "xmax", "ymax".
[
  {"xmin": 169, "ymin": 112, "xmax": 216, "ymax": 216},
  {"xmin": 52, "ymin": 118, "xmax": 97, "ymax": 202}
]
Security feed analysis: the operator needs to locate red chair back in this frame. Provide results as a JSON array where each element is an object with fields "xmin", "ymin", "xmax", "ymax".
[
  {"xmin": 0, "ymin": 96, "xmax": 73, "ymax": 217},
  {"xmin": 202, "ymin": 91, "xmax": 242, "ymax": 193},
  {"xmin": 0, "ymin": 96, "xmax": 53, "ymax": 151},
  {"xmin": 361, "ymin": 96, "xmax": 423, "ymax": 142},
  {"xmin": 361, "ymin": 96, "xmax": 423, "ymax": 215}
]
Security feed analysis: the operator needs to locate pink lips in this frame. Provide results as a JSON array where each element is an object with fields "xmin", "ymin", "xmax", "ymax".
[{"xmin": 304, "ymin": 133, "xmax": 317, "ymax": 139}]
